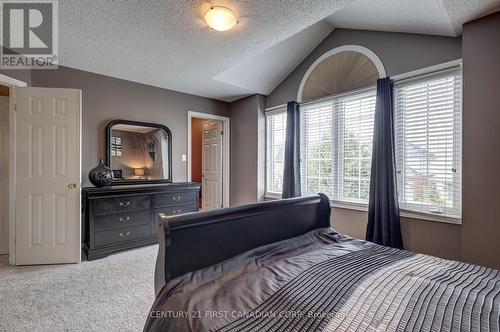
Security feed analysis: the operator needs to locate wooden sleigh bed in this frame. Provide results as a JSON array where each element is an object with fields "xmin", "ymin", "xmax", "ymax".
[{"xmin": 145, "ymin": 194, "xmax": 500, "ymax": 332}]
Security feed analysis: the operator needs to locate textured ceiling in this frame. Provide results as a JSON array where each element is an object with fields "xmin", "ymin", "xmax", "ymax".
[
  {"xmin": 325, "ymin": 0, "xmax": 500, "ymax": 37},
  {"xmin": 57, "ymin": 0, "xmax": 353, "ymax": 102},
  {"xmin": 56, "ymin": 1, "xmax": 500, "ymax": 102},
  {"xmin": 212, "ymin": 20, "xmax": 333, "ymax": 96}
]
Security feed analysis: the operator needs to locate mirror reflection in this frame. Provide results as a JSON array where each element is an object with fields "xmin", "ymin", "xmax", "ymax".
[{"xmin": 109, "ymin": 123, "xmax": 170, "ymax": 181}]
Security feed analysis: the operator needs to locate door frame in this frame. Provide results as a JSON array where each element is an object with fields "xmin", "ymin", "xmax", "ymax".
[
  {"xmin": 187, "ymin": 111, "xmax": 230, "ymax": 208},
  {"xmin": 0, "ymin": 74, "xmax": 27, "ymax": 265}
]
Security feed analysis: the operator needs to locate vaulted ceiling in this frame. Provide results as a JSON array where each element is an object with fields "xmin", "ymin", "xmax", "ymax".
[
  {"xmin": 57, "ymin": 0, "xmax": 500, "ymax": 102},
  {"xmin": 325, "ymin": 0, "xmax": 500, "ymax": 37}
]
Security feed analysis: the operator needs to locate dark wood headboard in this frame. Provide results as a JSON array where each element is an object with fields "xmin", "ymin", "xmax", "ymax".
[{"xmin": 154, "ymin": 194, "xmax": 331, "ymax": 295}]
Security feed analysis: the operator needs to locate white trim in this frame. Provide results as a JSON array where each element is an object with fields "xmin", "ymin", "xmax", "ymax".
[
  {"xmin": 264, "ymin": 192, "xmax": 282, "ymax": 200},
  {"xmin": 0, "ymin": 74, "xmax": 27, "ymax": 88},
  {"xmin": 391, "ymin": 59, "xmax": 462, "ymax": 82},
  {"xmin": 0, "ymin": 75, "xmax": 27, "ymax": 266},
  {"xmin": 331, "ymin": 201, "xmax": 368, "ymax": 212},
  {"xmin": 8, "ymin": 89, "xmax": 16, "ymax": 265},
  {"xmin": 400, "ymin": 210, "xmax": 461, "ymax": 225},
  {"xmin": 187, "ymin": 111, "xmax": 230, "ymax": 208},
  {"xmin": 76, "ymin": 90, "xmax": 82, "ymax": 263},
  {"xmin": 265, "ymin": 106, "xmax": 287, "ymax": 116},
  {"xmin": 266, "ymin": 193, "xmax": 461, "ymax": 225},
  {"xmin": 188, "ymin": 111, "xmax": 230, "ymax": 122},
  {"xmin": 297, "ymin": 45, "xmax": 386, "ymax": 102},
  {"xmin": 265, "ymin": 103, "xmax": 287, "ymax": 113},
  {"xmin": 300, "ymin": 85, "xmax": 376, "ymax": 107},
  {"xmin": 330, "ymin": 202, "xmax": 461, "ymax": 224}
]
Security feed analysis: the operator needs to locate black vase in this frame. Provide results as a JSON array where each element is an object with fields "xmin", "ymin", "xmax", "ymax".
[{"xmin": 89, "ymin": 159, "xmax": 113, "ymax": 187}]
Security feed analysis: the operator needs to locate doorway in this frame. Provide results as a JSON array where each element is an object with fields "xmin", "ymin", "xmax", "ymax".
[
  {"xmin": 0, "ymin": 84, "xmax": 9, "ymax": 255},
  {"xmin": 0, "ymin": 74, "xmax": 27, "ymax": 262},
  {"xmin": 187, "ymin": 111, "xmax": 230, "ymax": 210},
  {"xmin": 0, "ymin": 74, "xmax": 82, "ymax": 265}
]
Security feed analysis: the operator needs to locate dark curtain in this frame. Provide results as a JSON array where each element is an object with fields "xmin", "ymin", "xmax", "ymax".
[
  {"xmin": 282, "ymin": 101, "xmax": 301, "ymax": 198},
  {"xmin": 366, "ymin": 77, "xmax": 403, "ymax": 248}
]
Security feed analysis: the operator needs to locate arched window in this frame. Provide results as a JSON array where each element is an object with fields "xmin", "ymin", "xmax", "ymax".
[
  {"xmin": 266, "ymin": 46, "xmax": 387, "ymax": 202},
  {"xmin": 298, "ymin": 45, "xmax": 386, "ymax": 102}
]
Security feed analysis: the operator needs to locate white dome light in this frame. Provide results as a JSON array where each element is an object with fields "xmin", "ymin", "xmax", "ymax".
[{"xmin": 204, "ymin": 6, "xmax": 237, "ymax": 32}]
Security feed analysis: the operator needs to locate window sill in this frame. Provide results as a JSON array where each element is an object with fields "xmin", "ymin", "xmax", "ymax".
[
  {"xmin": 331, "ymin": 202, "xmax": 461, "ymax": 225},
  {"xmin": 331, "ymin": 201, "xmax": 368, "ymax": 212},
  {"xmin": 265, "ymin": 194, "xmax": 462, "ymax": 225},
  {"xmin": 399, "ymin": 210, "xmax": 461, "ymax": 225},
  {"xmin": 264, "ymin": 193, "xmax": 281, "ymax": 200}
]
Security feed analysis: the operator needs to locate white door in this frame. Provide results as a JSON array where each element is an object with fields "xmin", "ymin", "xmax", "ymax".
[
  {"xmin": 13, "ymin": 87, "xmax": 81, "ymax": 265},
  {"xmin": 0, "ymin": 96, "xmax": 9, "ymax": 254},
  {"xmin": 202, "ymin": 121, "xmax": 223, "ymax": 210}
]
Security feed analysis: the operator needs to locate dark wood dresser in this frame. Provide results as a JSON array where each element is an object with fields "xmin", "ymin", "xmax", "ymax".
[{"xmin": 82, "ymin": 183, "xmax": 200, "ymax": 260}]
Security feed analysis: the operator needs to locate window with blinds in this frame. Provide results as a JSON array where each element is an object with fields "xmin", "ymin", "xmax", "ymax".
[
  {"xmin": 300, "ymin": 100, "xmax": 335, "ymax": 198},
  {"xmin": 338, "ymin": 92, "xmax": 376, "ymax": 202},
  {"xmin": 300, "ymin": 89, "xmax": 376, "ymax": 203},
  {"xmin": 394, "ymin": 69, "xmax": 462, "ymax": 218},
  {"xmin": 264, "ymin": 90, "xmax": 376, "ymax": 200},
  {"xmin": 265, "ymin": 110, "xmax": 287, "ymax": 195},
  {"xmin": 264, "ymin": 66, "xmax": 462, "ymax": 219}
]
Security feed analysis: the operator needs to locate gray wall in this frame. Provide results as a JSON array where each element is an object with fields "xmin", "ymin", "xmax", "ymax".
[
  {"xmin": 229, "ymin": 95, "xmax": 266, "ymax": 205},
  {"xmin": 0, "ymin": 48, "xmax": 32, "ymax": 85},
  {"xmin": 30, "ymin": 66, "xmax": 229, "ymax": 186},
  {"xmin": 267, "ymin": 29, "xmax": 462, "ymax": 108},
  {"xmin": 331, "ymin": 209, "xmax": 461, "ymax": 261},
  {"xmin": 264, "ymin": 28, "xmax": 464, "ymax": 261},
  {"xmin": 461, "ymin": 11, "xmax": 500, "ymax": 268}
]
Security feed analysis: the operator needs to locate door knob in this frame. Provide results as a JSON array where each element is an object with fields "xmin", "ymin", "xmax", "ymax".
[{"xmin": 67, "ymin": 183, "xmax": 77, "ymax": 189}]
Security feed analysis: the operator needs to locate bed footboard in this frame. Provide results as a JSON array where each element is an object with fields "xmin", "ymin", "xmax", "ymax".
[{"xmin": 154, "ymin": 194, "xmax": 331, "ymax": 295}]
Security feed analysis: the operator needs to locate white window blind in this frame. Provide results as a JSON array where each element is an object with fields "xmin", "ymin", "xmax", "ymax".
[
  {"xmin": 265, "ymin": 109, "xmax": 287, "ymax": 195},
  {"xmin": 300, "ymin": 89, "xmax": 376, "ymax": 203},
  {"xmin": 300, "ymin": 100, "xmax": 335, "ymax": 198},
  {"xmin": 337, "ymin": 91, "xmax": 376, "ymax": 202},
  {"xmin": 394, "ymin": 69, "xmax": 462, "ymax": 218}
]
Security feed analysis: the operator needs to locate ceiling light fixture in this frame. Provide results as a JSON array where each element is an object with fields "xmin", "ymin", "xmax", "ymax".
[{"xmin": 204, "ymin": 6, "xmax": 238, "ymax": 31}]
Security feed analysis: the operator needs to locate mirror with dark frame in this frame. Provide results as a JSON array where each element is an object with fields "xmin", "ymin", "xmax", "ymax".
[{"xmin": 104, "ymin": 120, "xmax": 172, "ymax": 185}]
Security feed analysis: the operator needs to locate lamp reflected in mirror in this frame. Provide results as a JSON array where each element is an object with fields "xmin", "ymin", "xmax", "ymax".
[
  {"xmin": 134, "ymin": 168, "xmax": 146, "ymax": 179},
  {"xmin": 105, "ymin": 120, "xmax": 172, "ymax": 185}
]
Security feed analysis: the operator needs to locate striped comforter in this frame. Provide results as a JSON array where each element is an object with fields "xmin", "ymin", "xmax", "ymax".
[{"xmin": 145, "ymin": 228, "xmax": 500, "ymax": 332}]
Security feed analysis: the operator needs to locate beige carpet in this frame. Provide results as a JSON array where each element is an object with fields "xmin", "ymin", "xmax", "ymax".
[{"xmin": 0, "ymin": 245, "xmax": 158, "ymax": 332}]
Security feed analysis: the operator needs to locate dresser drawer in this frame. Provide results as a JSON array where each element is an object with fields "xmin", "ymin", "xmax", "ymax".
[
  {"xmin": 94, "ymin": 210, "xmax": 151, "ymax": 232},
  {"xmin": 152, "ymin": 191, "xmax": 197, "ymax": 207},
  {"xmin": 154, "ymin": 203, "xmax": 198, "ymax": 217},
  {"xmin": 91, "ymin": 195, "xmax": 151, "ymax": 216},
  {"xmin": 94, "ymin": 224, "xmax": 151, "ymax": 247}
]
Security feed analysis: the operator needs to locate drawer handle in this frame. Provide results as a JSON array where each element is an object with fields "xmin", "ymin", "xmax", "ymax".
[
  {"xmin": 119, "ymin": 216, "xmax": 130, "ymax": 223},
  {"xmin": 119, "ymin": 201, "xmax": 131, "ymax": 207},
  {"xmin": 119, "ymin": 231, "xmax": 131, "ymax": 237},
  {"xmin": 172, "ymin": 209, "xmax": 181, "ymax": 214},
  {"xmin": 172, "ymin": 196, "xmax": 181, "ymax": 201}
]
